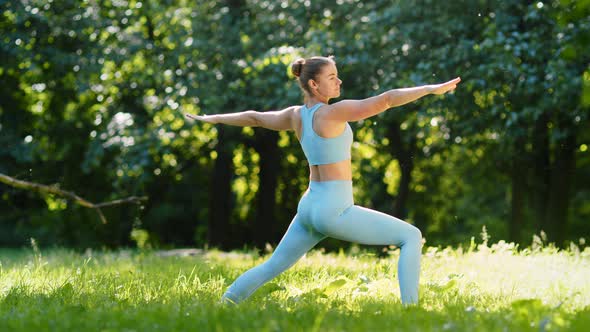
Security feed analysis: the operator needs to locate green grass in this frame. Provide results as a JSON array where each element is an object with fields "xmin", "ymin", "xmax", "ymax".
[{"xmin": 1, "ymin": 241, "xmax": 589, "ymax": 331}]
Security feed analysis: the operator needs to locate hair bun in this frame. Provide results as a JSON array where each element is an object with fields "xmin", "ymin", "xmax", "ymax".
[{"xmin": 291, "ymin": 58, "xmax": 306, "ymax": 78}]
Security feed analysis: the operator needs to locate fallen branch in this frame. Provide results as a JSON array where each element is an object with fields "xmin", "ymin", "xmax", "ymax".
[{"xmin": 0, "ymin": 173, "xmax": 148, "ymax": 224}]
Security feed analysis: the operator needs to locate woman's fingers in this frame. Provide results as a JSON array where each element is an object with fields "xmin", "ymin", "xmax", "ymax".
[
  {"xmin": 435, "ymin": 77, "xmax": 461, "ymax": 94},
  {"xmin": 445, "ymin": 78, "xmax": 460, "ymax": 87},
  {"xmin": 446, "ymin": 77, "xmax": 461, "ymax": 86},
  {"xmin": 184, "ymin": 113, "xmax": 215, "ymax": 124},
  {"xmin": 442, "ymin": 78, "xmax": 461, "ymax": 91},
  {"xmin": 185, "ymin": 113, "xmax": 200, "ymax": 120}
]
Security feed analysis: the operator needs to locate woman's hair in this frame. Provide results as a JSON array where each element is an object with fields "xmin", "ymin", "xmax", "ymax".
[{"xmin": 291, "ymin": 56, "xmax": 335, "ymax": 96}]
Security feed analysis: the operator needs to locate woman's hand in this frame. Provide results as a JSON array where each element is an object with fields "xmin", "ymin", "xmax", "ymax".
[
  {"xmin": 184, "ymin": 113, "xmax": 218, "ymax": 124},
  {"xmin": 427, "ymin": 77, "xmax": 461, "ymax": 95}
]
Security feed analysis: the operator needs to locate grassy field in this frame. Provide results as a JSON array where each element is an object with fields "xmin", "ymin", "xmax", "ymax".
[{"xmin": 0, "ymin": 239, "xmax": 589, "ymax": 331}]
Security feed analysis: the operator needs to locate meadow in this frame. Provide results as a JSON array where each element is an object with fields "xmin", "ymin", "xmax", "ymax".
[{"xmin": 1, "ymin": 237, "xmax": 589, "ymax": 332}]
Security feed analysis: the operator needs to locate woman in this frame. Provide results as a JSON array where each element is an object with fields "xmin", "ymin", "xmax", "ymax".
[{"xmin": 185, "ymin": 56, "xmax": 460, "ymax": 305}]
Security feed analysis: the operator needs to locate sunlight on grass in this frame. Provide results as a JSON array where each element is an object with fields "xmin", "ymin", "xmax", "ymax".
[{"xmin": 0, "ymin": 239, "xmax": 589, "ymax": 331}]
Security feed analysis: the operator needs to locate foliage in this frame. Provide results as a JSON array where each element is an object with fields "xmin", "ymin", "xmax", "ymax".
[{"xmin": 0, "ymin": 0, "xmax": 589, "ymax": 248}]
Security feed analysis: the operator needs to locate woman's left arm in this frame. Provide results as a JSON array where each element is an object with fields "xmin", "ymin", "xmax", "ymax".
[{"xmin": 185, "ymin": 106, "xmax": 296, "ymax": 131}]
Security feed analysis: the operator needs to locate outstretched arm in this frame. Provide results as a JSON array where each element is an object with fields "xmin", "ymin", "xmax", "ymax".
[
  {"xmin": 185, "ymin": 106, "xmax": 296, "ymax": 131},
  {"xmin": 325, "ymin": 77, "xmax": 461, "ymax": 122},
  {"xmin": 185, "ymin": 110, "xmax": 257, "ymax": 126}
]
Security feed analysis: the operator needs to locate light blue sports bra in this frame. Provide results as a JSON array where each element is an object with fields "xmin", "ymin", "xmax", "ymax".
[{"xmin": 300, "ymin": 103, "xmax": 353, "ymax": 166}]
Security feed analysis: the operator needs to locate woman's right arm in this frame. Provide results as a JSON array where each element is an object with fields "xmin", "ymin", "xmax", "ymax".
[{"xmin": 325, "ymin": 77, "xmax": 461, "ymax": 122}]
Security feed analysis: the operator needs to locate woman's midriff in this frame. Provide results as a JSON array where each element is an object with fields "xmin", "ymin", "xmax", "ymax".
[{"xmin": 309, "ymin": 159, "xmax": 352, "ymax": 182}]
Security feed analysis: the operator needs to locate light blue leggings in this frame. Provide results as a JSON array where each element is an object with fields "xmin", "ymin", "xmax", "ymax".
[{"xmin": 222, "ymin": 180, "xmax": 422, "ymax": 304}]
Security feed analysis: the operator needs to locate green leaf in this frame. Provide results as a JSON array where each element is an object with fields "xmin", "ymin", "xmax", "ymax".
[
  {"xmin": 511, "ymin": 298, "xmax": 544, "ymax": 312},
  {"xmin": 256, "ymin": 283, "xmax": 285, "ymax": 297},
  {"xmin": 323, "ymin": 278, "xmax": 348, "ymax": 296}
]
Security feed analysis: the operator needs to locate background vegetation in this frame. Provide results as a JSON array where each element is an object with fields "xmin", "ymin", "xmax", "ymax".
[{"xmin": 1, "ymin": 0, "xmax": 589, "ymax": 250}]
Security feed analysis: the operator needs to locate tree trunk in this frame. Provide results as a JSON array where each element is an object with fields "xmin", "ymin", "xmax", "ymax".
[
  {"xmin": 532, "ymin": 113, "xmax": 551, "ymax": 232},
  {"xmin": 208, "ymin": 126, "xmax": 235, "ymax": 249},
  {"xmin": 252, "ymin": 130, "xmax": 280, "ymax": 248},
  {"xmin": 385, "ymin": 122, "xmax": 416, "ymax": 221},
  {"xmin": 395, "ymin": 149, "xmax": 415, "ymax": 220},
  {"xmin": 509, "ymin": 138, "xmax": 527, "ymax": 243},
  {"xmin": 545, "ymin": 132, "xmax": 576, "ymax": 246},
  {"xmin": 205, "ymin": 0, "xmax": 246, "ymax": 249}
]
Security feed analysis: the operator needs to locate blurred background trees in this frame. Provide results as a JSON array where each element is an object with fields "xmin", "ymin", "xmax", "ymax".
[{"xmin": 1, "ymin": 0, "xmax": 588, "ymax": 249}]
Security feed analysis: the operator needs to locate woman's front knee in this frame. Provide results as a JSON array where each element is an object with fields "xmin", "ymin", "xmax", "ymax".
[{"xmin": 408, "ymin": 225, "xmax": 423, "ymax": 246}]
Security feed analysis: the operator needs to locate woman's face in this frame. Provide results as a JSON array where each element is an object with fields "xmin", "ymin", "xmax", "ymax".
[{"xmin": 312, "ymin": 62, "xmax": 342, "ymax": 100}]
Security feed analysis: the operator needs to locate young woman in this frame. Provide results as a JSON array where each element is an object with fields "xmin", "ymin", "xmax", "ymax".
[{"xmin": 185, "ymin": 56, "xmax": 460, "ymax": 305}]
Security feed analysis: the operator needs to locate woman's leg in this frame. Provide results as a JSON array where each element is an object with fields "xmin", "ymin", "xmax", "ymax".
[
  {"xmin": 314, "ymin": 205, "xmax": 422, "ymax": 304},
  {"xmin": 222, "ymin": 214, "xmax": 325, "ymax": 304}
]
